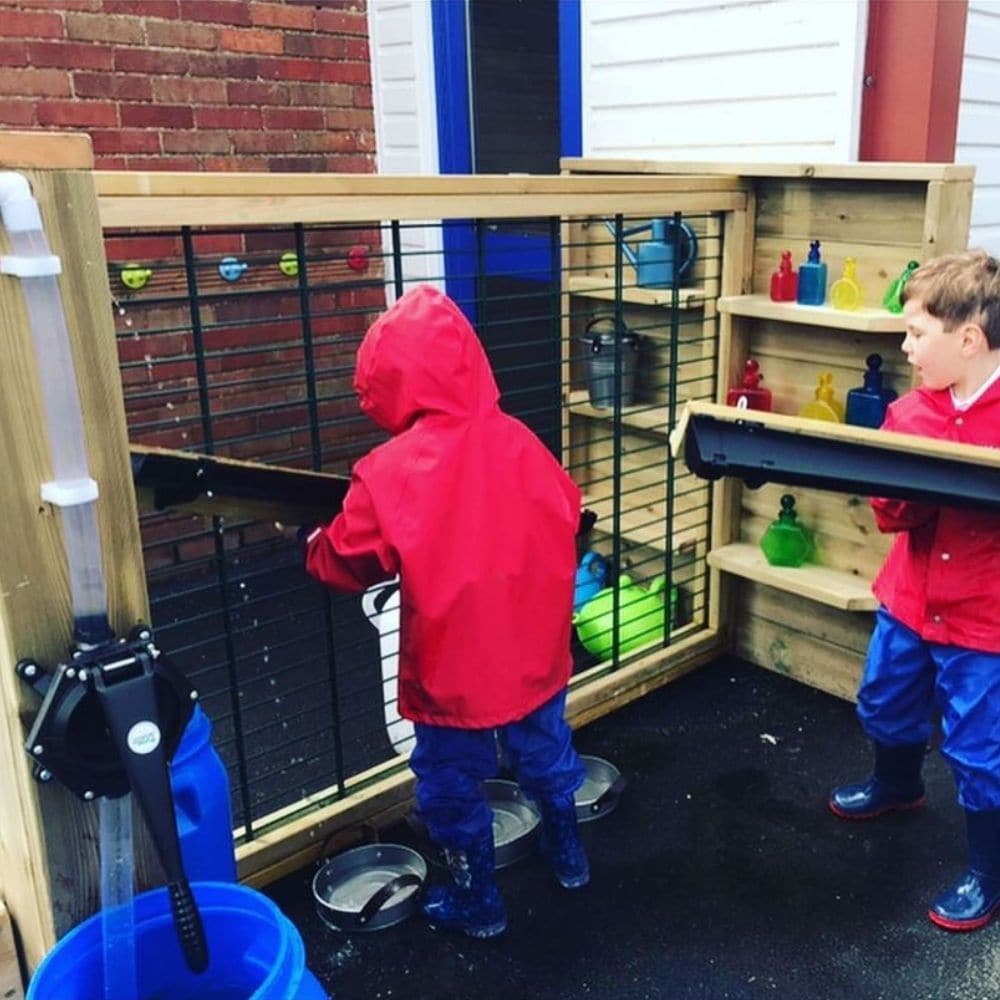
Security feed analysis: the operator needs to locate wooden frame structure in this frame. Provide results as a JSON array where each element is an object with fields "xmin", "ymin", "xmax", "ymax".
[
  {"xmin": 0, "ymin": 132, "xmax": 748, "ymax": 974},
  {"xmin": 0, "ymin": 138, "xmax": 974, "ymax": 986}
]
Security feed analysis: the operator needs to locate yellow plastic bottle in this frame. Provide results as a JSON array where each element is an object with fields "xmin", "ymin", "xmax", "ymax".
[
  {"xmin": 830, "ymin": 256, "xmax": 864, "ymax": 311},
  {"xmin": 799, "ymin": 372, "xmax": 844, "ymax": 422}
]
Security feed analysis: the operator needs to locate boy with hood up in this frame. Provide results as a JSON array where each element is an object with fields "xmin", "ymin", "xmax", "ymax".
[{"xmin": 302, "ymin": 284, "xmax": 589, "ymax": 938}]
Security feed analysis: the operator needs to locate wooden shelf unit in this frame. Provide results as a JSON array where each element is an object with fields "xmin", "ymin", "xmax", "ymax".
[
  {"xmin": 717, "ymin": 294, "xmax": 906, "ymax": 334},
  {"xmin": 566, "ymin": 389, "xmax": 670, "ymax": 436},
  {"xmin": 565, "ymin": 157, "xmax": 973, "ymax": 701},
  {"xmin": 567, "ymin": 274, "xmax": 706, "ymax": 310},
  {"xmin": 707, "ymin": 543, "xmax": 876, "ymax": 612}
]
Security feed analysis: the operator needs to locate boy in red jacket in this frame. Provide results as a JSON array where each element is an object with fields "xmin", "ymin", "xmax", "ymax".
[
  {"xmin": 303, "ymin": 285, "xmax": 589, "ymax": 938},
  {"xmin": 829, "ymin": 251, "xmax": 1000, "ymax": 931}
]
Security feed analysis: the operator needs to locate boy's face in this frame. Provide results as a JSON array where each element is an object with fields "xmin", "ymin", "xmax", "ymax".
[{"xmin": 901, "ymin": 298, "xmax": 966, "ymax": 391}]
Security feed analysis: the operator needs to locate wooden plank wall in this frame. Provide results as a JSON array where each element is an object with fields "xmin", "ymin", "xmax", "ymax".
[{"xmin": 729, "ymin": 174, "xmax": 972, "ymax": 700}]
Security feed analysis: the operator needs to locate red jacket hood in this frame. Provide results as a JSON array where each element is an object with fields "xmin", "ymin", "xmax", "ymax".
[{"xmin": 354, "ymin": 284, "xmax": 500, "ymax": 434}]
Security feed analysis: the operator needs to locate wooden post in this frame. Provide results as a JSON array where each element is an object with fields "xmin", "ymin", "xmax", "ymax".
[{"xmin": 0, "ymin": 132, "xmax": 155, "ymax": 970}]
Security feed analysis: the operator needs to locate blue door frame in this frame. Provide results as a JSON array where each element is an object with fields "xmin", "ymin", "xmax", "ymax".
[{"xmin": 430, "ymin": 0, "xmax": 581, "ymax": 321}]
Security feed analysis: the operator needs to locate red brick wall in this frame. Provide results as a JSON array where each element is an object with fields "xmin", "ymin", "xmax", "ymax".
[
  {"xmin": 0, "ymin": 0, "xmax": 374, "ymax": 172},
  {"xmin": 0, "ymin": 0, "xmax": 386, "ymax": 571}
]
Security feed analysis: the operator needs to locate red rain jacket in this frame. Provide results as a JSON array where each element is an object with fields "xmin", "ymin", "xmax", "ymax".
[
  {"xmin": 304, "ymin": 285, "xmax": 581, "ymax": 727},
  {"xmin": 872, "ymin": 380, "xmax": 1000, "ymax": 652}
]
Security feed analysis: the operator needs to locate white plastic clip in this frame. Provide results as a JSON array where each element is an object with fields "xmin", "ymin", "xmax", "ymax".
[
  {"xmin": 1, "ymin": 254, "xmax": 62, "ymax": 278},
  {"xmin": 41, "ymin": 478, "xmax": 99, "ymax": 507}
]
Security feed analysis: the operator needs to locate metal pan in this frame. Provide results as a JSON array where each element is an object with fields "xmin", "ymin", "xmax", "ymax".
[
  {"xmin": 312, "ymin": 843, "xmax": 427, "ymax": 932},
  {"xmin": 575, "ymin": 755, "xmax": 626, "ymax": 822},
  {"xmin": 485, "ymin": 779, "xmax": 542, "ymax": 868}
]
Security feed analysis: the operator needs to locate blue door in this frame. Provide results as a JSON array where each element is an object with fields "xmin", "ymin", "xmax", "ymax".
[{"xmin": 431, "ymin": 0, "xmax": 580, "ymax": 450}]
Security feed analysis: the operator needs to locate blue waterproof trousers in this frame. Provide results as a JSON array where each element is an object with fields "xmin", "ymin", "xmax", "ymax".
[
  {"xmin": 858, "ymin": 608, "xmax": 1000, "ymax": 811},
  {"xmin": 410, "ymin": 688, "xmax": 585, "ymax": 848}
]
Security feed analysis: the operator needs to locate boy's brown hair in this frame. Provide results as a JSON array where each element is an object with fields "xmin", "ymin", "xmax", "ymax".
[{"xmin": 901, "ymin": 250, "xmax": 1000, "ymax": 348}]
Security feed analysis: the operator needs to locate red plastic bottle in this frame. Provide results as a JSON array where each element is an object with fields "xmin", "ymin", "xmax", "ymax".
[
  {"xmin": 770, "ymin": 250, "xmax": 798, "ymax": 302},
  {"xmin": 726, "ymin": 358, "xmax": 773, "ymax": 411}
]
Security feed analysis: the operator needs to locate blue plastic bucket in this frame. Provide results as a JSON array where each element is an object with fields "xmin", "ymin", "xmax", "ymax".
[
  {"xmin": 27, "ymin": 882, "xmax": 328, "ymax": 1000},
  {"xmin": 172, "ymin": 706, "xmax": 237, "ymax": 882}
]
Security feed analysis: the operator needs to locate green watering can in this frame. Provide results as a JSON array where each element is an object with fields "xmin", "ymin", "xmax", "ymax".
[{"xmin": 573, "ymin": 574, "xmax": 676, "ymax": 660}]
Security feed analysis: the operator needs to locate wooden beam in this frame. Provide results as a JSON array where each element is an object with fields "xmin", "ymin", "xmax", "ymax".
[
  {"xmin": 0, "ymin": 139, "xmax": 156, "ymax": 969},
  {"xmin": 93, "ymin": 172, "xmax": 747, "ymax": 229},
  {"xmin": 0, "ymin": 898, "xmax": 24, "ymax": 1000},
  {"xmin": 0, "ymin": 131, "xmax": 93, "ymax": 170},
  {"xmin": 560, "ymin": 157, "xmax": 974, "ymax": 182}
]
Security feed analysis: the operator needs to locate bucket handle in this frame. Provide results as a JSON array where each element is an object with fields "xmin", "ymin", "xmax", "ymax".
[
  {"xmin": 589, "ymin": 773, "xmax": 628, "ymax": 815},
  {"xmin": 357, "ymin": 872, "xmax": 424, "ymax": 927}
]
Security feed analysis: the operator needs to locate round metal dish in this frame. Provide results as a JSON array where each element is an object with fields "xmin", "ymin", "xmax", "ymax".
[
  {"xmin": 574, "ymin": 755, "xmax": 626, "ymax": 822},
  {"xmin": 313, "ymin": 843, "xmax": 426, "ymax": 932},
  {"xmin": 484, "ymin": 779, "xmax": 541, "ymax": 868}
]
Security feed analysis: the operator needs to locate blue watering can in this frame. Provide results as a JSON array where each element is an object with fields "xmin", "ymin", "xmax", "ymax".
[
  {"xmin": 574, "ymin": 550, "xmax": 608, "ymax": 612},
  {"xmin": 603, "ymin": 217, "xmax": 698, "ymax": 288}
]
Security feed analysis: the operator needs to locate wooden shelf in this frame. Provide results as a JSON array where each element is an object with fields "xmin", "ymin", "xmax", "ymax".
[
  {"xmin": 717, "ymin": 294, "xmax": 905, "ymax": 333},
  {"xmin": 567, "ymin": 389, "xmax": 669, "ymax": 435},
  {"xmin": 568, "ymin": 274, "xmax": 706, "ymax": 310},
  {"xmin": 707, "ymin": 543, "xmax": 876, "ymax": 612}
]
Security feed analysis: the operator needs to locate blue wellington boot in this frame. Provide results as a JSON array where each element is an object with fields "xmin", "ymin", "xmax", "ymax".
[
  {"xmin": 421, "ymin": 833, "xmax": 507, "ymax": 939},
  {"xmin": 929, "ymin": 808, "xmax": 1000, "ymax": 932},
  {"xmin": 538, "ymin": 793, "xmax": 590, "ymax": 889},
  {"xmin": 829, "ymin": 741, "xmax": 926, "ymax": 820}
]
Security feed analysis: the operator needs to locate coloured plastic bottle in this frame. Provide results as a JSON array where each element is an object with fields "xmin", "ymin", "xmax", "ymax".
[
  {"xmin": 845, "ymin": 353, "xmax": 897, "ymax": 428},
  {"xmin": 799, "ymin": 372, "xmax": 844, "ymax": 422},
  {"xmin": 883, "ymin": 260, "xmax": 920, "ymax": 314},
  {"xmin": 760, "ymin": 494, "xmax": 812, "ymax": 567},
  {"xmin": 830, "ymin": 256, "xmax": 864, "ymax": 311},
  {"xmin": 796, "ymin": 240, "xmax": 828, "ymax": 306},
  {"xmin": 769, "ymin": 250, "xmax": 798, "ymax": 302},
  {"xmin": 726, "ymin": 358, "xmax": 773, "ymax": 411}
]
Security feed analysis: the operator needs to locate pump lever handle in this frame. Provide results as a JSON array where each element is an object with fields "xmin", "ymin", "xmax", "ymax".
[{"xmin": 168, "ymin": 880, "xmax": 209, "ymax": 973}]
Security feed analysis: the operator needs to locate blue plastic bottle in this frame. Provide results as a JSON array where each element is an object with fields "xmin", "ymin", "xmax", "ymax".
[
  {"xmin": 845, "ymin": 353, "xmax": 897, "ymax": 428},
  {"xmin": 796, "ymin": 240, "xmax": 828, "ymax": 306},
  {"xmin": 171, "ymin": 704, "xmax": 238, "ymax": 883}
]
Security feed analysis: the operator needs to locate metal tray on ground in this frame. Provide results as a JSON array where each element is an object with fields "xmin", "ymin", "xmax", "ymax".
[
  {"xmin": 574, "ymin": 755, "xmax": 627, "ymax": 822},
  {"xmin": 484, "ymin": 779, "xmax": 542, "ymax": 868},
  {"xmin": 312, "ymin": 843, "xmax": 427, "ymax": 932}
]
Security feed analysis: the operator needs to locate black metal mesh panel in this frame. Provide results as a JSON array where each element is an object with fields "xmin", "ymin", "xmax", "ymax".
[{"xmin": 106, "ymin": 210, "xmax": 721, "ymax": 839}]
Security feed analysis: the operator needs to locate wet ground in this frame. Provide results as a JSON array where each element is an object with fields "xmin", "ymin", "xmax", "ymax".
[{"xmin": 265, "ymin": 654, "xmax": 1000, "ymax": 1000}]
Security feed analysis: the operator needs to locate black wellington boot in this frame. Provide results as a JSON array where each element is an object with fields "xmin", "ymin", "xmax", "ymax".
[
  {"xmin": 829, "ymin": 741, "xmax": 926, "ymax": 820},
  {"xmin": 421, "ymin": 832, "xmax": 507, "ymax": 938},
  {"xmin": 929, "ymin": 808, "xmax": 1000, "ymax": 931}
]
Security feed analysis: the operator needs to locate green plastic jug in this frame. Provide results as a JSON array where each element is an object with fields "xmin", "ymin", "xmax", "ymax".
[{"xmin": 573, "ymin": 575, "xmax": 676, "ymax": 660}]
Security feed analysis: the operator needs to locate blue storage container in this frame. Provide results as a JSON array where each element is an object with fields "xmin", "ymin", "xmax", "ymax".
[
  {"xmin": 26, "ymin": 882, "xmax": 328, "ymax": 1000},
  {"xmin": 171, "ymin": 705, "xmax": 237, "ymax": 883}
]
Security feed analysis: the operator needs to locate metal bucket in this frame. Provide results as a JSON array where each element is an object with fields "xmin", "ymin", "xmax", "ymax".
[
  {"xmin": 579, "ymin": 315, "xmax": 640, "ymax": 408},
  {"xmin": 485, "ymin": 779, "xmax": 542, "ymax": 868},
  {"xmin": 312, "ymin": 843, "xmax": 427, "ymax": 932},
  {"xmin": 574, "ymin": 755, "xmax": 626, "ymax": 822}
]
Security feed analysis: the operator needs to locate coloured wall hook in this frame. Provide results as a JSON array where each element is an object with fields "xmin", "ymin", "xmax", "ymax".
[
  {"xmin": 278, "ymin": 251, "xmax": 299, "ymax": 277},
  {"xmin": 218, "ymin": 256, "xmax": 248, "ymax": 282},
  {"xmin": 119, "ymin": 264, "xmax": 152, "ymax": 290}
]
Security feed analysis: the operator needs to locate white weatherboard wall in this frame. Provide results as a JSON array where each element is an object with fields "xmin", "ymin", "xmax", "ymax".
[
  {"xmin": 366, "ymin": 0, "xmax": 445, "ymax": 294},
  {"xmin": 957, "ymin": 2, "xmax": 1000, "ymax": 254},
  {"xmin": 581, "ymin": 0, "xmax": 869, "ymax": 162}
]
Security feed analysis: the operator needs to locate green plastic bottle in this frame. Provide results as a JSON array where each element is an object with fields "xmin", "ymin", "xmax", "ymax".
[
  {"xmin": 882, "ymin": 260, "xmax": 919, "ymax": 314},
  {"xmin": 760, "ymin": 494, "xmax": 812, "ymax": 567}
]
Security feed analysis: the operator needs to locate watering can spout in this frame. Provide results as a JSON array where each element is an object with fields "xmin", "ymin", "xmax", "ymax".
[{"xmin": 602, "ymin": 219, "xmax": 639, "ymax": 269}]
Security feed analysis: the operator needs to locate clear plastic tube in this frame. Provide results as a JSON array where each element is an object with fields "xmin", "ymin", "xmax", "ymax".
[
  {"xmin": 99, "ymin": 795, "xmax": 138, "ymax": 1000},
  {"xmin": 2, "ymin": 176, "xmax": 108, "ymax": 631}
]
